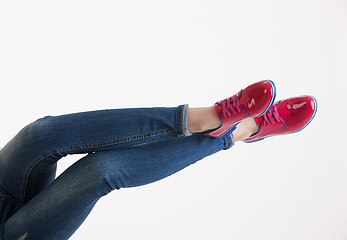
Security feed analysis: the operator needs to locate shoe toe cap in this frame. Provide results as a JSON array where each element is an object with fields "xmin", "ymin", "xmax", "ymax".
[
  {"xmin": 241, "ymin": 80, "xmax": 276, "ymax": 115},
  {"xmin": 285, "ymin": 96, "xmax": 317, "ymax": 131}
]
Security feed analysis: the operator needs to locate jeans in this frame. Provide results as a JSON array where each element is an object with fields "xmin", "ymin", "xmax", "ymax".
[{"xmin": 0, "ymin": 104, "xmax": 234, "ymax": 240}]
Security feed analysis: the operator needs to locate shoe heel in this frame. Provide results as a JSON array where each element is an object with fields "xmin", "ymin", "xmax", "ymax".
[{"xmin": 215, "ymin": 123, "xmax": 239, "ymax": 139}]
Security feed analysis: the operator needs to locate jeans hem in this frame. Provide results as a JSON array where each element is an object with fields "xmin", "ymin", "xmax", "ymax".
[
  {"xmin": 175, "ymin": 104, "xmax": 192, "ymax": 137},
  {"xmin": 223, "ymin": 133, "xmax": 234, "ymax": 150}
]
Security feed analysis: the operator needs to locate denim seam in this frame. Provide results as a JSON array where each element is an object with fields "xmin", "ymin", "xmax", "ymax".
[
  {"xmin": 0, "ymin": 184, "xmax": 17, "ymax": 201},
  {"xmin": 0, "ymin": 194, "xmax": 17, "ymax": 201},
  {"xmin": 20, "ymin": 129, "xmax": 176, "ymax": 202}
]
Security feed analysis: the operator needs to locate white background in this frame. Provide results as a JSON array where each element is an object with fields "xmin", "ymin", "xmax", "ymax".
[{"xmin": 0, "ymin": 0, "xmax": 346, "ymax": 239}]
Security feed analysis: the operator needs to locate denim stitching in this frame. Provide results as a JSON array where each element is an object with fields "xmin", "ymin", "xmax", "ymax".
[
  {"xmin": 0, "ymin": 184, "xmax": 17, "ymax": 201},
  {"xmin": 0, "ymin": 194, "xmax": 17, "ymax": 201},
  {"xmin": 20, "ymin": 129, "xmax": 176, "ymax": 202}
]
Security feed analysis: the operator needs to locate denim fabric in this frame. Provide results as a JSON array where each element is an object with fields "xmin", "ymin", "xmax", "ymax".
[{"xmin": 0, "ymin": 105, "xmax": 233, "ymax": 240}]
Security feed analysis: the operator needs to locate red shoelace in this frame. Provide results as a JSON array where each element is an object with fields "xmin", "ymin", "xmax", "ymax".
[
  {"xmin": 262, "ymin": 102, "xmax": 281, "ymax": 125},
  {"xmin": 219, "ymin": 94, "xmax": 241, "ymax": 118}
]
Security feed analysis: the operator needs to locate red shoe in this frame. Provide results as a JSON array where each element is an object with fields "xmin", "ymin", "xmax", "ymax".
[
  {"xmin": 243, "ymin": 96, "xmax": 317, "ymax": 142},
  {"xmin": 204, "ymin": 80, "xmax": 276, "ymax": 138}
]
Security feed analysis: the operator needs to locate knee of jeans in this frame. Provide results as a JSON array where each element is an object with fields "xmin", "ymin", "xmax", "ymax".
[
  {"xmin": 20, "ymin": 116, "xmax": 56, "ymax": 147},
  {"xmin": 80, "ymin": 153, "xmax": 131, "ymax": 194},
  {"xmin": 16, "ymin": 117, "xmax": 47, "ymax": 146}
]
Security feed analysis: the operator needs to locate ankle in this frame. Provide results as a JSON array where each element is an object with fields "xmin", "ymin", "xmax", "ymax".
[
  {"xmin": 233, "ymin": 118, "xmax": 259, "ymax": 142},
  {"xmin": 204, "ymin": 106, "xmax": 221, "ymax": 131},
  {"xmin": 187, "ymin": 106, "xmax": 221, "ymax": 133}
]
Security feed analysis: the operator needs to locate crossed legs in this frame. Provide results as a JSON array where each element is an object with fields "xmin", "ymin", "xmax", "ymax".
[
  {"xmin": 0, "ymin": 105, "xmax": 245, "ymax": 240},
  {"xmin": 0, "ymin": 78, "xmax": 317, "ymax": 240}
]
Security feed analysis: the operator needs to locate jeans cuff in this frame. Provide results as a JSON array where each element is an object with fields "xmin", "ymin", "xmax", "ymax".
[
  {"xmin": 175, "ymin": 104, "xmax": 193, "ymax": 137},
  {"xmin": 223, "ymin": 132, "xmax": 235, "ymax": 150}
]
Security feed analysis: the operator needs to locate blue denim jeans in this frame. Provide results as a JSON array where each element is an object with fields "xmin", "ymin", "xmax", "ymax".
[{"xmin": 0, "ymin": 104, "xmax": 234, "ymax": 240}]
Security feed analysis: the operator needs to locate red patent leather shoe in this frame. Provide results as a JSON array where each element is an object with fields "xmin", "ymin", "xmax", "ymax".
[
  {"xmin": 243, "ymin": 96, "xmax": 317, "ymax": 142},
  {"xmin": 204, "ymin": 80, "xmax": 276, "ymax": 138}
]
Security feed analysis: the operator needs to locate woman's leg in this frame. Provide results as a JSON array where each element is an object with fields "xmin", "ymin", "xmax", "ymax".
[
  {"xmin": 0, "ymin": 80, "xmax": 267, "ymax": 204},
  {"xmin": 3, "ymin": 132, "xmax": 234, "ymax": 240},
  {"xmin": 0, "ymin": 105, "xmax": 193, "ymax": 203}
]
